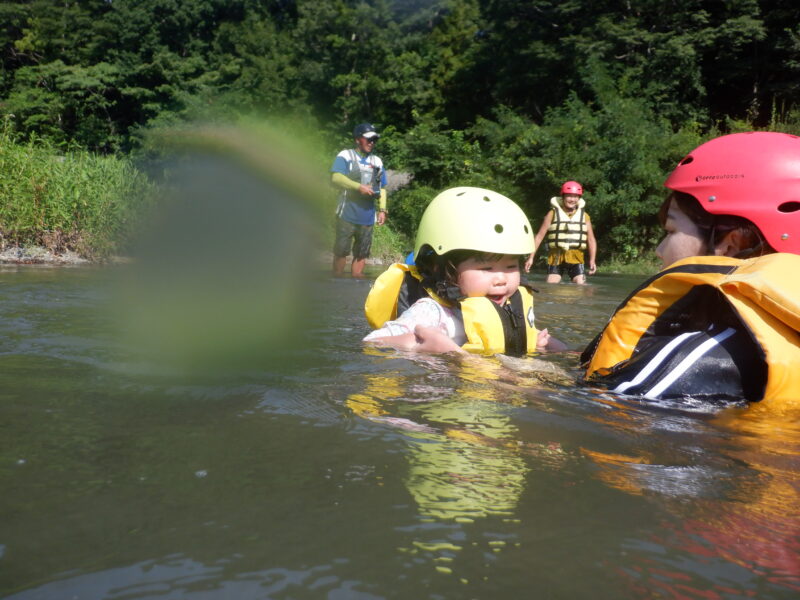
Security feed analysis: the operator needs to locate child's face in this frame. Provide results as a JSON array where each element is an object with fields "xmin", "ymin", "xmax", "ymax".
[
  {"xmin": 655, "ymin": 198, "xmax": 706, "ymax": 268},
  {"xmin": 456, "ymin": 254, "xmax": 521, "ymax": 306}
]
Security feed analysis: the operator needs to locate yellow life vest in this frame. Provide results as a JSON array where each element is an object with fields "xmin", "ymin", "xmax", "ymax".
[
  {"xmin": 364, "ymin": 263, "xmax": 540, "ymax": 356},
  {"xmin": 546, "ymin": 197, "xmax": 588, "ymax": 251},
  {"xmin": 364, "ymin": 263, "xmax": 431, "ymax": 329},
  {"xmin": 581, "ymin": 254, "xmax": 800, "ymax": 407}
]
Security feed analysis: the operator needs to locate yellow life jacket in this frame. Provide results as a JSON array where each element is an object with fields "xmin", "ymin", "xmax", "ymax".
[
  {"xmin": 546, "ymin": 197, "xmax": 588, "ymax": 251},
  {"xmin": 364, "ymin": 263, "xmax": 431, "ymax": 329},
  {"xmin": 364, "ymin": 263, "xmax": 539, "ymax": 356},
  {"xmin": 581, "ymin": 254, "xmax": 800, "ymax": 407}
]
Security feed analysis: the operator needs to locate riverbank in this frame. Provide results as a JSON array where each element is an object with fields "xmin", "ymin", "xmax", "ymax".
[
  {"xmin": 1, "ymin": 240, "xmax": 658, "ymax": 279},
  {"xmin": 0, "ymin": 245, "xmax": 90, "ymax": 265},
  {"xmin": 0, "ymin": 127, "xmax": 157, "ymax": 262},
  {"xmin": 0, "ymin": 245, "xmax": 135, "ymax": 266}
]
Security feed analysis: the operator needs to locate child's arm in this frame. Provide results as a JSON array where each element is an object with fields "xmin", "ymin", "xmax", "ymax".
[
  {"xmin": 413, "ymin": 326, "xmax": 466, "ymax": 353},
  {"xmin": 366, "ymin": 325, "xmax": 465, "ymax": 354},
  {"xmin": 363, "ymin": 331, "xmax": 418, "ymax": 351},
  {"xmin": 364, "ymin": 299, "xmax": 464, "ymax": 353}
]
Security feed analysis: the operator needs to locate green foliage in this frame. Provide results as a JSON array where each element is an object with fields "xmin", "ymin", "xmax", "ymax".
[
  {"xmin": 471, "ymin": 65, "xmax": 705, "ymax": 262},
  {"xmin": 356, "ymin": 68, "xmax": 705, "ymax": 261},
  {"xmin": 3, "ymin": 0, "xmax": 799, "ymax": 153},
  {"xmin": 464, "ymin": 0, "xmax": 792, "ymax": 128},
  {"xmin": 383, "ymin": 115, "xmax": 484, "ymax": 188},
  {"xmin": 385, "ymin": 185, "xmax": 440, "ymax": 244},
  {"xmin": 377, "ymin": 114, "xmax": 495, "ymax": 242},
  {"xmin": 529, "ymin": 87, "xmax": 702, "ymax": 262},
  {"xmin": 771, "ymin": 106, "xmax": 800, "ymax": 136},
  {"xmin": 0, "ymin": 119, "xmax": 156, "ymax": 257},
  {"xmin": 4, "ymin": 60, "xmax": 122, "ymax": 151},
  {"xmin": 2, "ymin": 0, "xmax": 800, "ymax": 261},
  {"xmin": 371, "ymin": 221, "xmax": 411, "ymax": 263},
  {"xmin": 600, "ymin": 255, "xmax": 661, "ymax": 276}
]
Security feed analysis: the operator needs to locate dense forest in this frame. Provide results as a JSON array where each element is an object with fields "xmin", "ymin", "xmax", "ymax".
[{"xmin": 2, "ymin": 0, "xmax": 800, "ymax": 260}]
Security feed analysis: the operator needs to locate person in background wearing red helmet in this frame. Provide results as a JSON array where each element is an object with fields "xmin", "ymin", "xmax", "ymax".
[
  {"xmin": 331, "ymin": 122, "xmax": 388, "ymax": 277},
  {"xmin": 526, "ymin": 181, "xmax": 597, "ymax": 284},
  {"xmin": 581, "ymin": 131, "xmax": 800, "ymax": 407}
]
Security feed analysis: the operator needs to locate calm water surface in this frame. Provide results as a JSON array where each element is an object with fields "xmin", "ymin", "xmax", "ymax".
[{"xmin": 1, "ymin": 265, "xmax": 799, "ymax": 599}]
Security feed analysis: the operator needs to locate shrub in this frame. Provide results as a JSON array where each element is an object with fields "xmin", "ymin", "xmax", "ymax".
[{"xmin": 0, "ymin": 118, "xmax": 156, "ymax": 258}]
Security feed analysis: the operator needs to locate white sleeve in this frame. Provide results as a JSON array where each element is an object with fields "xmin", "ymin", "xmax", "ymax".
[{"xmin": 363, "ymin": 298, "xmax": 459, "ymax": 341}]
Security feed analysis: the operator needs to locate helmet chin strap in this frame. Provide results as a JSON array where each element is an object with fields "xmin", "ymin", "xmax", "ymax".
[
  {"xmin": 708, "ymin": 224, "xmax": 766, "ymax": 259},
  {"xmin": 436, "ymin": 280, "xmax": 466, "ymax": 303},
  {"xmin": 704, "ymin": 223, "xmax": 720, "ymax": 256},
  {"xmin": 732, "ymin": 240, "xmax": 765, "ymax": 260}
]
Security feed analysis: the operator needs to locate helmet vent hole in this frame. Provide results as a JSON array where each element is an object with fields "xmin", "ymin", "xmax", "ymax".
[
  {"xmin": 524, "ymin": 225, "xmax": 529, "ymax": 234},
  {"xmin": 679, "ymin": 156, "xmax": 694, "ymax": 166},
  {"xmin": 494, "ymin": 224, "xmax": 504, "ymax": 234},
  {"xmin": 483, "ymin": 196, "xmax": 491, "ymax": 202},
  {"xmin": 456, "ymin": 192, "xmax": 465, "ymax": 196},
  {"xmin": 778, "ymin": 201, "xmax": 800, "ymax": 213}
]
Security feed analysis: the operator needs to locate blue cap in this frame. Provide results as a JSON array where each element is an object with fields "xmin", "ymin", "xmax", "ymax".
[{"xmin": 353, "ymin": 123, "xmax": 380, "ymax": 139}]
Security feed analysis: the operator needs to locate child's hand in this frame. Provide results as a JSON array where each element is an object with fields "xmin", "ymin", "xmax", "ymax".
[
  {"xmin": 536, "ymin": 328, "xmax": 569, "ymax": 352},
  {"xmin": 414, "ymin": 325, "xmax": 465, "ymax": 354},
  {"xmin": 536, "ymin": 328, "xmax": 552, "ymax": 349}
]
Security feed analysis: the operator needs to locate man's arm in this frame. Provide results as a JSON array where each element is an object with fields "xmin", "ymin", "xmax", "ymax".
[
  {"xmin": 586, "ymin": 217, "xmax": 597, "ymax": 275},
  {"xmin": 331, "ymin": 172, "xmax": 372, "ymax": 196},
  {"xmin": 376, "ymin": 189, "xmax": 387, "ymax": 225}
]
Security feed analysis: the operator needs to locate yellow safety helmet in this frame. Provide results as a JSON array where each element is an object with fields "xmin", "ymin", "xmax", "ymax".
[{"xmin": 414, "ymin": 187, "xmax": 535, "ymax": 258}]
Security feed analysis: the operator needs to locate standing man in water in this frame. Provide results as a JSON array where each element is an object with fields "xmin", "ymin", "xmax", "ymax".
[
  {"xmin": 527, "ymin": 181, "xmax": 597, "ymax": 284},
  {"xmin": 330, "ymin": 123, "xmax": 388, "ymax": 277}
]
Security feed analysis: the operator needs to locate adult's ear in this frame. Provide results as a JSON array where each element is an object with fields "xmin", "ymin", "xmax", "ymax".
[{"xmin": 714, "ymin": 229, "xmax": 747, "ymax": 257}]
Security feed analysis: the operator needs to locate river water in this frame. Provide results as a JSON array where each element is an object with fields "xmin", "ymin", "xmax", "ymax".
[{"xmin": 1, "ymin": 264, "xmax": 799, "ymax": 599}]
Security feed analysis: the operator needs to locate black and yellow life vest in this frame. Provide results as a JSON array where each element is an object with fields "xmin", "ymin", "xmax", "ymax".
[
  {"xmin": 364, "ymin": 263, "xmax": 539, "ymax": 356},
  {"xmin": 581, "ymin": 254, "xmax": 800, "ymax": 407},
  {"xmin": 546, "ymin": 197, "xmax": 588, "ymax": 251},
  {"xmin": 364, "ymin": 263, "xmax": 431, "ymax": 329}
]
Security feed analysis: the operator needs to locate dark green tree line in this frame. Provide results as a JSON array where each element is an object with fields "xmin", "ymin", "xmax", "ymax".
[{"xmin": 2, "ymin": 0, "xmax": 800, "ymax": 260}]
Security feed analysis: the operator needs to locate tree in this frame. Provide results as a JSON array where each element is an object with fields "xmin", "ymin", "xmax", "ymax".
[{"xmin": 473, "ymin": 63, "xmax": 704, "ymax": 261}]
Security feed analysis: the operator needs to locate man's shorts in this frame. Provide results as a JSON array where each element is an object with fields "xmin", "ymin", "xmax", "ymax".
[
  {"xmin": 547, "ymin": 261, "xmax": 585, "ymax": 279},
  {"xmin": 333, "ymin": 218, "xmax": 373, "ymax": 259}
]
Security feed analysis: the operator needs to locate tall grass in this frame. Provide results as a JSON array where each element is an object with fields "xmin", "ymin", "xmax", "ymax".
[
  {"xmin": 369, "ymin": 223, "xmax": 411, "ymax": 264},
  {"xmin": 600, "ymin": 255, "xmax": 661, "ymax": 275},
  {"xmin": 0, "ymin": 118, "xmax": 156, "ymax": 259}
]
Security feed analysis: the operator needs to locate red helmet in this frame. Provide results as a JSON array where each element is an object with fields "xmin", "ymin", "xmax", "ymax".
[
  {"xmin": 664, "ymin": 132, "xmax": 800, "ymax": 254},
  {"xmin": 561, "ymin": 181, "xmax": 583, "ymax": 195}
]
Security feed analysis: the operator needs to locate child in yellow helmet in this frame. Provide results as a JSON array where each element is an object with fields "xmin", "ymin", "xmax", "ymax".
[{"xmin": 363, "ymin": 187, "xmax": 566, "ymax": 355}]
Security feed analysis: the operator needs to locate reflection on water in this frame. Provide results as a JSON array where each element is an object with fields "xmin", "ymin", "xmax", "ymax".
[
  {"xmin": 348, "ymin": 360, "xmax": 532, "ymax": 522},
  {"xmin": 576, "ymin": 392, "xmax": 800, "ymax": 597},
  {"xmin": 1, "ymin": 266, "xmax": 799, "ymax": 599}
]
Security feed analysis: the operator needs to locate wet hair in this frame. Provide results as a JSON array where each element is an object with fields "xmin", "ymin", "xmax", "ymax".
[
  {"xmin": 415, "ymin": 246, "xmax": 525, "ymax": 303},
  {"xmin": 658, "ymin": 192, "xmax": 775, "ymax": 258}
]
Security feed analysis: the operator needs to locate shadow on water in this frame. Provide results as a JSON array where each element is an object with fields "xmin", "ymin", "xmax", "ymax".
[{"xmin": 1, "ymin": 263, "xmax": 798, "ymax": 599}]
